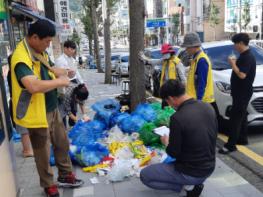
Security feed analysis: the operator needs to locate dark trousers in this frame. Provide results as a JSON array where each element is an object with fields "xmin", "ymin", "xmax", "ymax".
[
  {"xmin": 225, "ymin": 98, "xmax": 249, "ymax": 150},
  {"xmin": 210, "ymin": 102, "xmax": 221, "ymax": 131},
  {"xmin": 140, "ymin": 163, "xmax": 207, "ymax": 192}
]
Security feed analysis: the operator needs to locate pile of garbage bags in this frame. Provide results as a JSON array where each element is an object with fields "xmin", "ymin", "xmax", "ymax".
[{"xmin": 50, "ymin": 99, "xmax": 176, "ymax": 182}]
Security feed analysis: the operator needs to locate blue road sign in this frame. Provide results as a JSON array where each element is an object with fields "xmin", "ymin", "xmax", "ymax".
[{"xmin": 146, "ymin": 19, "xmax": 166, "ymax": 28}]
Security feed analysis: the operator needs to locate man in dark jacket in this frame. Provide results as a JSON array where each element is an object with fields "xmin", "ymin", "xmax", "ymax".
[{"xmin": 140, "ymin": 79, "xmax": 217, "ymax": 197}]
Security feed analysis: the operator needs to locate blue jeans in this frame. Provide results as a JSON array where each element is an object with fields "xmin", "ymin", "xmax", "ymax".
[{"xmin": 140, "ymin": 163, "xmax": 207, "ymax": 192}]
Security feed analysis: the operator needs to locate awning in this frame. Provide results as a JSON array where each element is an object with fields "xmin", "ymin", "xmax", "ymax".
[{"xmin": 10, "ymin": 2, "xmax": 62, "ymax": 31}]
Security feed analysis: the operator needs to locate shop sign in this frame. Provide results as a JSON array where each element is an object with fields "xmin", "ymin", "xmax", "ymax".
[
  {"xmin": 58, "ymin": 0, "xmax": 71, "ymax": 36},
  {"xmin": 146, "ymin": 19, "xmax": 166, "ymax": 28}
]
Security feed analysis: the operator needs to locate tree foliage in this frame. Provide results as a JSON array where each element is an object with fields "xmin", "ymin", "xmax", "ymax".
[
  {"xmin": 208, "ymin": 2, "xmax": 220, "ymax": 40},
  {"xmin": 71, "ymin": 28, "xmax": 80, "ymax": 47},
  {"xmin": 172, "ymin": 13, "xmax": 180, "ymax": 44},
  {"xmin": 242, "ymin": 0, "xmax": 250, "ymax": 31},
  {"xmin": 208, "ymin": 2, "xmax": 220, "ymax": 28}
]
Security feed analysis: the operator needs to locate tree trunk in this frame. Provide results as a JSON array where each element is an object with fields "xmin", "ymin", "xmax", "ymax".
[
  {"xmin": 213, "ymin": 27, "xmax": 216, "ymax": 41},
  {"xmin": 129, "ymin": 0, "xmax": 146, "ymax": 110},
  {"xmin": 91, "ymin": 0, "xmax": 103, "ymax": 73},
  {"xmin": 155, "ymin": 0, "xmax": 164, "ymax": 45},
  {"xmin": 88, "ymin": 38, "xmax": 93, "ymax": 56},
  {"xmin": 104, "ymin": 0, "xmax": 112, "ymax": 84}
]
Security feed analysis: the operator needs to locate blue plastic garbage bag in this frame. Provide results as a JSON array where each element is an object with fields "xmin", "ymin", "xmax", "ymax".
[
  {"xmin": 94, "ymin": 113, "xmax": 107, "ymax": 127},
  {"xmin": 77, "ymin": 143, "xmax": 109, "ymax": 166},
  {"xmin": 12, "ymin": 129, "xmax": 21, "ymax": 143},
  {"xmin": 69, "ymin": 120, "xmax": 107, "ymax": 143},
  {"xmin": 162, "ymin": 155, "xmax": 176, "ymax": 164},
  {"xmin": 119, "ymin": 114, "xmax": 146, "ymax": 134},
  {"xmin": 68, "ymin": 121, "xmax": 86, "ymax": 140},
  {"xmin": 69, "ymin": 145, "xmax": 80, "ymax": 164},
  {"xmin": 84, "ymin": 120, "xmax": 107, "ymax": 133},
  {"xmin": 91, "ymin": 99, "xmax": 120, "ymax": 127},
  {"xmin": 110, "ymin": 112, "xmax": 130, "ymax": 127},
  {"xmin": 71, "ymin": 129, "xmax": 107, "ymax": 146},
  {"xmin": 50, "ymin": 147, "xmax": 55, "ymax": 166},
  {"xmin": 132, "ymin": 103, "xmax": 157, "ymax": 122}
]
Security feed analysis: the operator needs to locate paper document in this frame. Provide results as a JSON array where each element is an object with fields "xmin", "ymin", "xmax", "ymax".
[{"xmin": 153, "ymin": 126, "xmax": 170, "ymax": 136}]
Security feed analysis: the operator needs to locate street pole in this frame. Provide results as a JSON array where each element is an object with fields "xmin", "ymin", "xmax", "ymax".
[
  {"xmin": 239, "ymin": 0, "xmax": 242, "ymax": 32},
  {"xmin": 166, "ymin": 0, "xmax": 169, "ymax": 43},
  {"xmin": 261, "ymin": 0, "xmax": 263, "ymax": 39}
]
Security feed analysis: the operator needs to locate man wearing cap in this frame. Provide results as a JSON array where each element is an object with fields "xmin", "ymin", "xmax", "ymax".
[
  {"xmin": 139, "ymin": 43, "xmax": 186, "ymax": 108},
  {"xmin": 181, "ymin": 32, "xmax": 219, "ymax": 117}
]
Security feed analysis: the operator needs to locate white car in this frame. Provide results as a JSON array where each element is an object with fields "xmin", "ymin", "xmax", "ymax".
[
  {"xmin": 115, "ymin": 53, "xmax": 129, "ymax": 76},
  {"xmin": 202, "ymin": 41, "xmax": 263, "ymax": 126}
]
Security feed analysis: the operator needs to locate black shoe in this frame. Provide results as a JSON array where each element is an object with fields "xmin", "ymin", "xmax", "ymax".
[
  {"xmin": 218, "ymin": 147, "xmax": 236, "ymax": 155},
  {"xmin": 57, "ymin": 172, "xmax": 84, "ymax": 188},
  {"xmin": 186, "ymin": 184, "xmax": 204, "ymax": 197}
]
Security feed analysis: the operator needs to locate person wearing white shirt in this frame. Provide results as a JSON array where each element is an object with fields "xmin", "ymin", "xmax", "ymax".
[{"xmin": 55, "ymin": 40, "xmax": 83, "ymax": 84}]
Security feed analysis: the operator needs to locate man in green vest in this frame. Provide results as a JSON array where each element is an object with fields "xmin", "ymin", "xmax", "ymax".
[{"xmin": 11, "ymin": 19, "xmax": 83, "ymax": 197}]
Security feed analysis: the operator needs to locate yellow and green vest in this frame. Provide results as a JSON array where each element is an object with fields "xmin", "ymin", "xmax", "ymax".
[
  {"xmin": 11, "ymin": 39, "xmax": 55, "ymax": 128},
  {"xmin": 186, "ymin": 51, "xmax": 215, "ymax": 103},
  {"xmin": 160, "ymin": 55, "xmax": 181, "ymax": 87}
]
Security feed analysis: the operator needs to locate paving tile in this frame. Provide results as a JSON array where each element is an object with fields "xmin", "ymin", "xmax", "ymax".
[
  {"xmin": 114, "ymin": 189, "xmax": 158, "ymax": 197},
  {"xmin": 94, "ymin": 183, "xmax": 115, "ymax": 197},
  {"xmin": 74, "ymin": 186, "xmax": 94, "ymax": 197}
]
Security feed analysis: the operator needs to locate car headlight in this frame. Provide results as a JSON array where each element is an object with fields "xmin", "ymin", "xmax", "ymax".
[{"xmin": 215, "ymin": 81, "xmax": 231, "ymax": 94}]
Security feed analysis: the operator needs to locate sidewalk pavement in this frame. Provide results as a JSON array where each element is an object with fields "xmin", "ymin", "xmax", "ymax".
[{"xmin": 15, "ymin": 69, "xmax": 263, "ymax": 197}]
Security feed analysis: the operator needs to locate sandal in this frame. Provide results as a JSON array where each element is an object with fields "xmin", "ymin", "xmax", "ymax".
[{"xmin": 23, "ymin": 151, "xmax": 34, "ymax": 158}]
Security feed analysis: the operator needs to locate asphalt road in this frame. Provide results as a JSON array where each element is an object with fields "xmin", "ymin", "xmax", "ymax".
[
  {"xmin": 217, "ymin": 124, "xmax": 263, "ymax": 193},
  {"xmin": 247, "ymin": 126, "xmax": 263, "ymax": 156}
]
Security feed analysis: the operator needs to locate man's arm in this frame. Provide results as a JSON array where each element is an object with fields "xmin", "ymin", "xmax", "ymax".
[
  {"xmin": 176, "ymin": 62, "xmax": 186, "ymax": 84},
  {"xmin": 138, "ymin": 51, "xmax": 162, "ymax": 65},
  {"xmin": 15, "ymin": 63, "xmax": 70, "ymax": 94},
  {"xmin": 196, "ymin": 58, "xmax": 208, "ymax": 100},
  {"xmin": 54, "ymin": 55, "xmax": 75, "ymax": 78},
  {"xmin": 21, "ymin": 75, "xmax": 69, "ymax": 94},
  {"xmin": 165, "ymin": 118, "xmax": 182, "ymax": 158},
  {"xmin": 75, "ymin": 70, "xmax": 84, "ymax": 83},
  {"xmin": 228, "ymin": 57, "xmax": 247, "ymax": 79},
  {"xmin": 79, "ymin": 103, "xmax": 85, "ymax": 114}
]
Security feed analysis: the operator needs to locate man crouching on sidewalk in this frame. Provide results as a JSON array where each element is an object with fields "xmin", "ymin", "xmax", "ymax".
[
  {"xmin": 10, "ymin": 19, "xmax": 83, "ymax": 197},
  {"xmin": 140, "ymin": 79, "xmax": 217, "ymax": 197}
]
